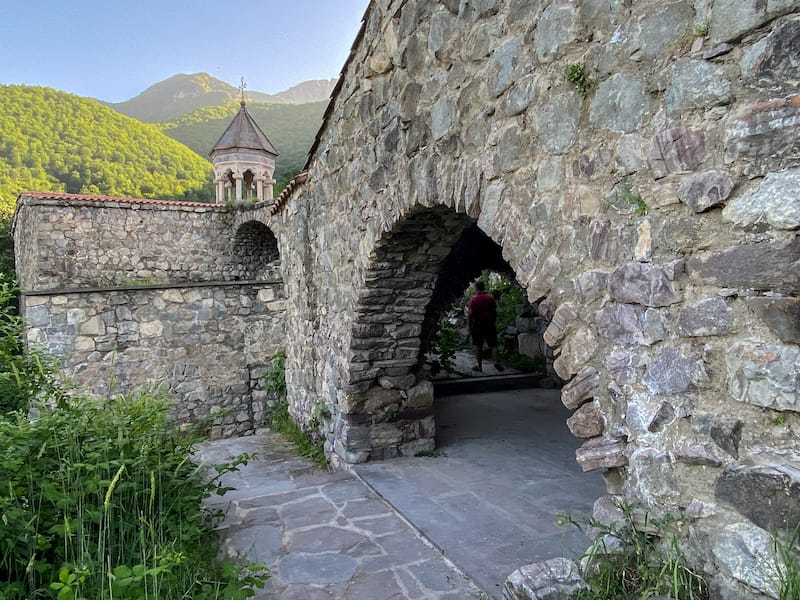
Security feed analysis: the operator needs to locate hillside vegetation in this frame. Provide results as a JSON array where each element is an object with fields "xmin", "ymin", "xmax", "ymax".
[
  {"xmin": 160, "ymin": 100, "xmax": 327, "ymax": 181},
  {"xmin": 0, "ymin": 85, "xmax": 214, "ymax": 216}
]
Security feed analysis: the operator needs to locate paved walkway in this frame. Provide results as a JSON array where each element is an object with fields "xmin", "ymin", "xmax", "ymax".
[{"xmin": 197, "ymin": 387, "xmax": 604, "ymax": 599}]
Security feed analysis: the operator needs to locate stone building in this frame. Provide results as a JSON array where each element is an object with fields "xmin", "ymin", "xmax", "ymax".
[
  {"xmin": 12, "ymin": 1, "xmax": 800, "ymax": 597},
  {"xmin": 210, "ymin": 100, "xmax": 279, "ymax": 204}
]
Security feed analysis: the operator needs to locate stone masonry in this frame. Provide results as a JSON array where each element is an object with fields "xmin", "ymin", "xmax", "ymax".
[{"xmin": 12, "ymin": 1, "xmax": 800, "ymax": 597}]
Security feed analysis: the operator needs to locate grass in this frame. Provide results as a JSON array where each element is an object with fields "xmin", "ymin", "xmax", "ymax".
[
  {"xmin": 263, "ymin": 352, "xmax": 328, "ymax": 468},
  {"xmin": 774, "ymin": 524, "xmax": 800, "ymax": 600},
  {"xmin": 560, "ymin": 502, "xmax": 707, "ymax": 600}
]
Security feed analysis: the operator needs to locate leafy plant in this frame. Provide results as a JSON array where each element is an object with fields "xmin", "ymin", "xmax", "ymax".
[
  {"xmin": 0, "ymin": 275, "xmax": 60, "ymax": 413},
  {"xmin": 618, "ymin": 181, "xmax": 648, "ymax": 216},
  {"xmin": 564, "ymin": 63, "xmax": 598, "ymax": 97},
  {"xmin": 430, "ymin": 316, "xmax": 462, "ymax": 374},
  {"xmin": 263, "ymin": 351, "xmax": 287, "ymax": 399},
  {"xmin": 560, "ymin": 502, "xmax": 707, "ymax": 599},
  {"xmin": 0, "ymin": 392, "xmax": 268, "ymax": 599}
]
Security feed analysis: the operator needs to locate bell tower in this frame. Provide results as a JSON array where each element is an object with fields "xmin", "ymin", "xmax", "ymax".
[{"xmin": 210, "ymin": 78, "xmax": 279, "ymax": 204}]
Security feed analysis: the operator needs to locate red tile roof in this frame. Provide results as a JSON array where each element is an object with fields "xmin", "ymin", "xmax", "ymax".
[{"xmin": 19, "ymin": 191, "xmax": 216, "ymax": 209}]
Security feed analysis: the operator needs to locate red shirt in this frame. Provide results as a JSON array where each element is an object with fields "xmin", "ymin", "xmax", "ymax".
[{"xmin": 468, "ymin": 292, "xmax": 496, "ymax": 326}]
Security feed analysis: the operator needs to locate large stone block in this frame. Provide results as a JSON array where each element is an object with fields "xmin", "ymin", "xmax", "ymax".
[
  {"xmin": 724, "ymin": 95, "xmax": 800, "ymax": 177},
  {"xmin": 503, "ymin": 557, "xmax": 587, "ymax": 600},
  {"xmin": 746, "ymin": 297, "xmax": 800, "ymax": 344},
  {"xmin": 686, "ymin": 239, "xmax": 800, "ymax": 294},
  {"xmin": 535, "ymin": 0, "xmax": 580, "ymax": 62},
  {"xmin": 711, "ymin": 0, "xmax": 800, "ymax": 43},
  {"xmin": 711, "ymin": 522, "xmax": 781, "ymax": 598},
  {"xmin": 741, "ymin": 16, "xmax": 800, "ymax": 95},
  {"xmin": 609, "ymin": 262, "xmax": 683, "ymax": 307},
  {"xmin": 589, "ymin": 74, "xmax": 647, "ymax": 133},
  {"xmin": 716, "ymin": 463, "xmax": 800, "ymax": 531},
  {"xmin": 676, "ymin": 170, "xmax": 734, "ymax": 213},
  {"xmin": 723, "ymin": 167, "xmax": 800, "ymax": 230},
  {"xmin": 543, "ymin": 303, "xmax": 576, "ymax": 347},
  {"xmin": 649, "ymin": 126, "xmax": 705, "ymax": 179},
  {"xmin": 575, "ymin": 436, "xmax": 628, "ymax": 472},
  {"xmin": 727, "ymin": 340, "xmax": 800, "ymax": 412},
  {"xmin": 643, "ymin": 346, "xmax": 707, "ymax": 395},
  {"xmin": 665, "ymin": 59, "xmax": 731, "ymax": 116}
]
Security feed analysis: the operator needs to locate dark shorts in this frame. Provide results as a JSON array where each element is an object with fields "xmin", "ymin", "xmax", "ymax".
[{"xmin": 470, "ymin": 322, "xmax": 497, "ymax": 348}]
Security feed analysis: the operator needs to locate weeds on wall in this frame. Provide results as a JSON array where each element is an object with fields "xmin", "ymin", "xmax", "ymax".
[
  {"xmin": 617, "ymin": 181, "xmax": 648, "ymax": 216},
  {"xmin": 559, "ymin": 502, "xmax": 708, "ymax": 600},
  {"xmin": 564, "ymin": 63, "xmax": 598, "ymax": 97},
  {"xmin": 262, "ymin": 351, "xmax": 328, "ymax": 468}
]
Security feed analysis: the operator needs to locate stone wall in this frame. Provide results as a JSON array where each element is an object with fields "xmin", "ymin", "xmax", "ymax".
[
  {"xmin": 276, "ymin": 1, "xmax": 800, "ymax": 596},
  {"xmin": 12, "ymin": 0, "xmax": 800, "ymax": 595},
  {"xmin": 14, "ymin": 193, "xmax": 286, "ymax": 436}
]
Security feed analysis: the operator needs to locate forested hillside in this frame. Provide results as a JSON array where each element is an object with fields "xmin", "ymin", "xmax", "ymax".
[
  {"xmin": 0, "ymin": 85, "xmax": 214, "ymax": 216},
  {"xmin": 159, "ymin": 100, "xmax": 327, "ymax": 181},
  {"xmin": 107, "ymin": 72, "xmax": 334, "ymax": 123}
]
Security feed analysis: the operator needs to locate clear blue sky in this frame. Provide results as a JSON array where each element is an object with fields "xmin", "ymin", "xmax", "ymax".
[{"xmin": 0, "ymin": 0, "xmax": 370, "ymax": 102}]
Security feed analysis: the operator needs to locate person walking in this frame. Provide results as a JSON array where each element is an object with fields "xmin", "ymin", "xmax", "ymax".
[{"xmin": 467, "ymin": 281, "xmax": 504, "ymax": 373}]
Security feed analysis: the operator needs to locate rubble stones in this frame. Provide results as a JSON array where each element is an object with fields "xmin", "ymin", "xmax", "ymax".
[
  {"xmin": 561, "ymin": 366, "xmax": 599, "ymax": 410},
  {"xmin": 567, "ymin": 402, "xmax": 604, "ymax": 439},
  {"xmin": 677, "ymin": 297, "xmax": 732, "ymax": 337}
]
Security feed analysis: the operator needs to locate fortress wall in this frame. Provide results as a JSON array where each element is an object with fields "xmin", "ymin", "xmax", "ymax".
[
  {"xmin": 14, "ymin": 195, "xmax": 287, "ymax": 436},
  {"xmin": 282, "ymin": 0, "xmax": 800, "ymax": 595},
  {"xmin": 14, "ymin": 195, "xmax": 235, "ymax": 290}
]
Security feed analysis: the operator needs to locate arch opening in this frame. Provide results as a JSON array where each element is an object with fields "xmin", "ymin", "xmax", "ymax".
[
  {"xmin": 231, "ymin": 221, "xmax": 280, "ymax": 281},
  {"xmin": 336, "ymin": 206, "xmax": 559, "ymax": 464}
]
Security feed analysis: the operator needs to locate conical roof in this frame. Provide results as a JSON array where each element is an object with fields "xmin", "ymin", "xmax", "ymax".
[{"xmin": 210, "ymin": 101, "xmax": 278, "ymax": 157}]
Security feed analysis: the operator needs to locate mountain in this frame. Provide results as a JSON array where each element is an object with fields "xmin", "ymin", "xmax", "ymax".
[
  {"xmin": 159, "ymin": 100, "xmax": 327, "ymax": 183},
  {"xmin": 0, "ymin": 85, "xmax": 214, "ymax": 216},
  {"xmin": 108, "ymin": 73, "xmax": 335, "ymax": 123}
]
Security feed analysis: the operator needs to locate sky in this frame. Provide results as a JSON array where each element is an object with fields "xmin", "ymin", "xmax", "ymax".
[{"xmin": 0, "ymin": 0, "xmax": 371, "ymax": 102}]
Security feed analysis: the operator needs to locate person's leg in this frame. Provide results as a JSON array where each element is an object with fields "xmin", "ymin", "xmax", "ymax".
[
  {"xmin": 486, "ymin": 326, "xmax": 504, "ymax": 371},
  {"xmin": 472, "ymin": 327, "xmax": 485, "ymax": 371}
]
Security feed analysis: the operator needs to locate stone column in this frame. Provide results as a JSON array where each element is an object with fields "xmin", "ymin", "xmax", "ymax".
[
  {"xmin": 256, "ymin": 179, "xmax": 264, "ymax": 201},
  {"xmin": 215, "ymin": 179, "xmax": 225, "ymax": 205},
  {"xmin": 234, "ymin": 175, "xmax": 243, "ymax": 202}
]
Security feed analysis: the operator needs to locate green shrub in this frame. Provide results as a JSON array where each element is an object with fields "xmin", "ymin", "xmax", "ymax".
[
  {"xmin": 430, "ymin": 316, "xmax": 462, "ymax": 374},
  {"xmin": 266, "ymin": 399, "xmax": 327, "ymax": 468},
  {"xmin": 560, "ymin": 502, "xmax": 707, "ymax": 599},
  {"xmin": 0, "ymin": 275, "xmax": 60, "ymax": 414},
  {"xmin": 0, "ymin": 392, "xmax": 268, "ymax": 599},
  {"xmin": 263, "ymin": 351, "xmax": 287, "ymax": 399}
]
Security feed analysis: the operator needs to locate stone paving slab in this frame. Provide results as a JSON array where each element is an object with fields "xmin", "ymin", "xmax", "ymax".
[
  {"xmin": 197, "ymin": 432, "xmax": 485, "ymax": 599},
  {"xmin": 354, "ymin": 389, "xmax": 605, "ymax": 599}
]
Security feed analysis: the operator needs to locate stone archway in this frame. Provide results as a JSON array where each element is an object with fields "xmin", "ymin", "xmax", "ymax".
[
  {"xmin": 333, "ymin": 204, "xmax": 566, "ymax": 465},
  {"xmin": 231, "ymin": 220, "xmax": 280, "ymax": 281}
]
